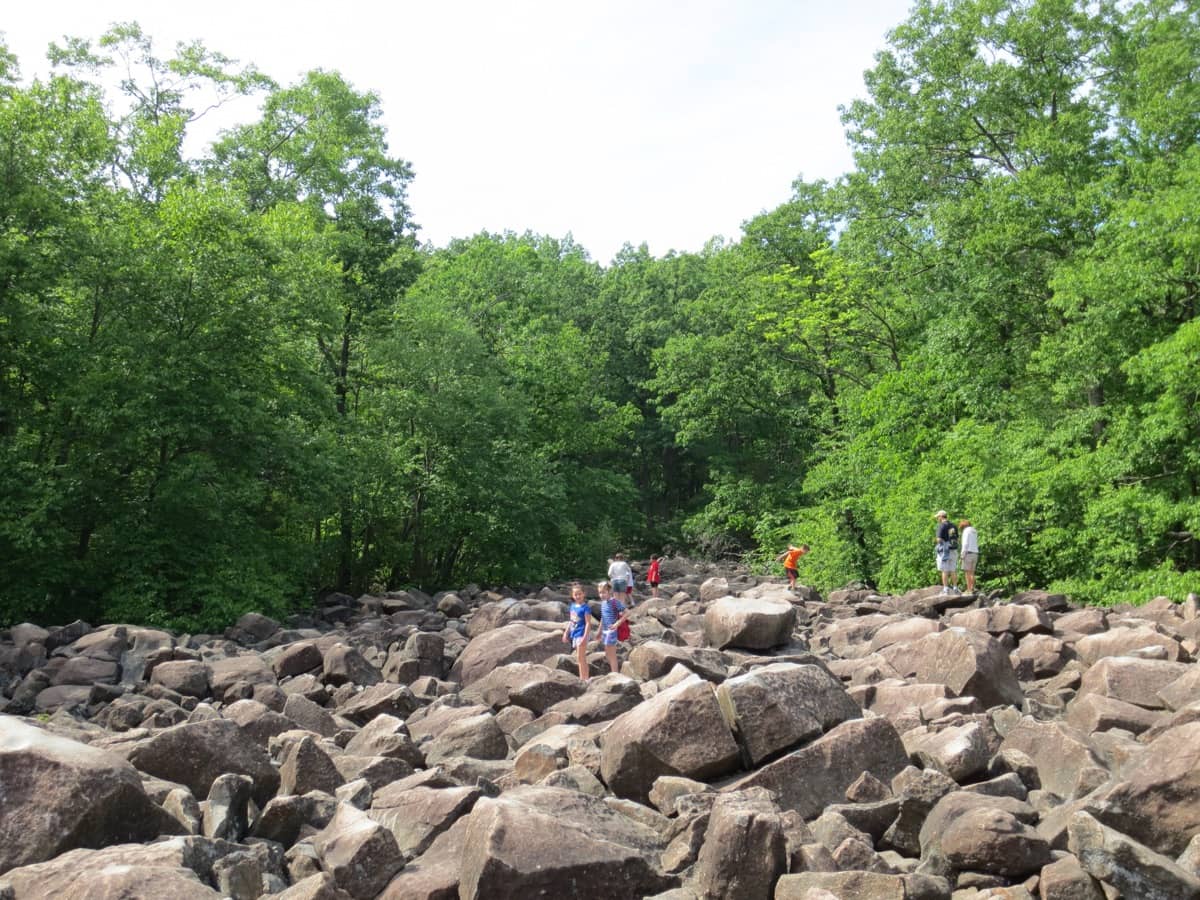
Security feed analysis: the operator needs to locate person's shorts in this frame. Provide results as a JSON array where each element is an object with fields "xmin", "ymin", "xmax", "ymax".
[
  {"xmin": 937, "ymin": 550, "xmax": 958, "ymax": 573},
  {"xmin": 572, "ymin": 635, "xmax": 586, "ymax": 649},
  {"xmin": 611, "ymin": 579, "xmax": 627, "ymax": 593},
  {"xmin": 599, "ymin": 628, "xmax": 619, "ymax": 646},
  {"xmin": 785, "ymin": 567, "xmax": 798, "ymax": 580},
  {"xmin": 961, "ymin": 551, "xmax": 979, "ymax": 572},
  {"xmin": 648, "ymin": 580, "xmax": 659, "ymax": 588}
]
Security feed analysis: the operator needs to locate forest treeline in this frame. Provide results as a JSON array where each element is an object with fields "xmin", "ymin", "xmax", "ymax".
[{"xmin": 1, "ymin": 0, "xmax": 1197, "ymax": 629}]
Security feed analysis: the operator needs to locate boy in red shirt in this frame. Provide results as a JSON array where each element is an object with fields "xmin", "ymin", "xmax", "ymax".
[{"xmin": 646, "ymin": 554, "xmax": 662, "ymax": 598}]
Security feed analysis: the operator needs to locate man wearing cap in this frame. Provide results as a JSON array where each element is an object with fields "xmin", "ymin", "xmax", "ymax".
[{"xmin": 934, "ymin": 510, "xmax": 960, "ymax": 595}]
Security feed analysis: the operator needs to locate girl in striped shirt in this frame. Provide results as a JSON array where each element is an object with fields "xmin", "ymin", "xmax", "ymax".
[{"xmin": 596, "ymin": 581, "xmax": 630, "ymax": 674}]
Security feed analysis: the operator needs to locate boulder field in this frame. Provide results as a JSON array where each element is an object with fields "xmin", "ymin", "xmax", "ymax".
[{"xmin": 3, "ymin": 559, "xmax": 1200, "ymax": 899}]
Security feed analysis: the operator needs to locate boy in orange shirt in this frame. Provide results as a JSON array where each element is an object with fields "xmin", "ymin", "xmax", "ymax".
[{"xmin": 776, "ymin": 544, "xmax": 809, "ymax": 589}]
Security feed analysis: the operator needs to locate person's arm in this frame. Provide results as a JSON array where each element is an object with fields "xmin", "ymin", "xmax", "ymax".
[{"xmin": 776, "ymin": 550, "xmax": 787, "ymax": 562}]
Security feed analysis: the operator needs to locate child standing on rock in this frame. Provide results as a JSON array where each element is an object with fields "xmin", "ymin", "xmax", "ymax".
[
  {"xmin": 596, "ymin": 580, "xmax": 630, "ymax": 674},
  {"xmin": 646, "ymin": 554, "xmax": 662, "ymax": 598},
  {"xmin": 775, "ymin": 544, "xmax": 809, "ymax": 589},
  {"xmin": 562, "ymin": 582, "xmax": 592, "ymax": 680}
]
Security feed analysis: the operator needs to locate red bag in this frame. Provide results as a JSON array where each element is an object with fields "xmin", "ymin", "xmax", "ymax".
[{"xmin": 609, "ymin": 599, "xmax": 632, "ymax": 641}]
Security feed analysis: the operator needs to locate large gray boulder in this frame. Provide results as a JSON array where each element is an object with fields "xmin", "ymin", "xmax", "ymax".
[
  {"xmin": 724, "ymin": 716, "xmax": 909, "ymax": 820},
  {"xmin": 703, "ymin": 596, "xmax": 796, "ymax": 650},
  {"xmin": 452, "ymin": 622, "xmax": 565, "ymax": 686},
  {"xmin": 119, "ymin": 717, "xmax": 279, "ymax": 806},
  {"xmin": 1074, "ymin": 656, "xmax": 1190, "ymax": 709},
  {"xmin": 0, "ymin": 717, "xmax": 181, "ymax": 875},
  {"xmin": 1000, "ymin": 716, "xmax": 1106, "ymax": 801},
  {"xmin": 716, "ymin": 663, "xmax": 860, "ymax": 766},
  {"xmin": 909, "ymin": 627, "xmax": 1024, "ymax": 708},
  {"xmin": 1084, "ymin": 721, "xmax": 1200, "ymax": 856},
  {"xmin": 1069, "ymin": 810, "xmax": 1200, "ymax": 900},
  {"xmin": 690, "ymin": 788, "xmax": 786, "ymax": 900},
  {"xmin": 600, "ymin": 674, "xmax": 740, "ymax": 803},
  {"xmin": 459, "ymin": 786, "xmax": 674, "ymax": 900},
  {"xmin": 368, "ymin": 783, "xmax": 481, "ymax": 857},
  {"xmin": 311, "ymin": 804, "xmax": 404, "ymax": 899}
]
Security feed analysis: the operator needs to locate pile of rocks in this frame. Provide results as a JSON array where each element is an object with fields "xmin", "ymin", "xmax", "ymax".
[{"xmin": 3, "ymin": 562, "xmax": 1200, "ymax": 899}]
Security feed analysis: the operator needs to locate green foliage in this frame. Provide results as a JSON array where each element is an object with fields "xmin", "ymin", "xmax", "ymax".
[{"xmin": 4, "ymin": 3, "xmax": 1200, "ymax": 628}]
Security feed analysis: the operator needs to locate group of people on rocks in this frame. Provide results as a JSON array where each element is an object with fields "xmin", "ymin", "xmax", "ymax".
[
  {"xmin": 934, "ymin": 510, "xmax": 979, "ymax": 594},
  {"xmin": 563, "ymin": 517, "xmax": 981, "ymax": 682},
  {"xmin": 561, "ymin": 553, "xmax": 661, "ymax": 681}
]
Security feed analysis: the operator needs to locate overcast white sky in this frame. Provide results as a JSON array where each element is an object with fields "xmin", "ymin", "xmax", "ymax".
[{"xmin": 3, "ymin": 1, "xmax": 913, "ymax": 263}]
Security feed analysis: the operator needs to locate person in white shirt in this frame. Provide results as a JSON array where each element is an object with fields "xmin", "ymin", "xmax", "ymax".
[
  {"xmin": 607, "ymin": 553, "xmax": 635, "ymax": 603},
  {"xmin": 959, "ymin": 520, "xmax": 979, "ymax": 594}
]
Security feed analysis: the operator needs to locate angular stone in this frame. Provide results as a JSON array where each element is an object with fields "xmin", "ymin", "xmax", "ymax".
[
  {"xmin": 312, "ymin": 804, "xmax": 404, "ymax": 899},
  {"xmin": 902, "ymin": 721, "xmax": 992, "ymax": 783},
  {"xmin": 453, "ymin": 622, "xmax": 566, "ymax": 686},
  {"xmin": 1066, "ymin": 692, "xmax": 1162, "ymax": 735},
  {"xmin": 1158, "ymin": 666, "xmax": 1200, "ymax": 711},
  {"xmin": 691, "ymin": 788, "xmax": 786, "ymax": 900},
  {"xmin": 322, "ymin": 643, "xmax": 381, "ymax": 687},
  {"xmin": 336, "ymin": 683, "xmax": 418, "ymax": 725},
  {"xmin": 203, "ymin": 773, "xmax": 254, "ymax": 842},
  {"xmin": 939, "ymin": 805, "xmax": 1052, "ymax": 877},
  {"xmin": 368, "ymin": 784, "xmax": 481, "ymax": 857},
  {"xmin": 1076, "ymin": 657, "xmax": 1190, "ymax": 710},
  {"xmin": 459, "ymin": 786, "xmax": 673, "ymax": 899},
  {"xmin": 146, "ymin": 660, "xmax": 210, "ymax": 699},
  {"xmin": 703, "ymin": 595, "xmax": 796, "ymax": 650},
  {"xmin": 282, "ymin": 693, "xmax": 340, "ymax": 738},
  {"xmin": 1038, "ymin": 854, "xmax": 1104, "ymax": 900},
  {"xmin": 948, "ymin": 604, "xmax": 1051, "ymax": 637},
  {"xmin": 600, "ymin": 675, "xmax": 740, "ymax": 803},
  {"xmin": 49, "ymin": 655, "xmax": 119, "ymax": 686},
  {"xmin": 1075, "ymin": 627, "xmax": 1185, "ymax": 665},
  {"xmin": 424, "ymin": 711, "xmax": 509, "ymax": 764},
  {"xmin": 1011, "ymin": 634, "xmax": 1074, "ymax": 680},
  {"xmin": 377, "ymin": 815, "xmax": 470, "ymax": 899},
  {"xmin": 120, "ymin": 717, "xmax": 279, "ymax": 806},
  {"xmin": 208, "ymin": 655, "xmax": 277, "ymax": 702},
  {"xmin": 910, "ymin": 627, "xmax": 1024, "ymax": 709},
  {"xmin": 462, "ymin": 662, "xmax": 586, "ymax": 714},
  {"xmin": 774, "ymin": 871, "xmax": 951, "ymax": 899},
  {"xmin": 0, "ymin": 837, "xmax": 244, "ymax": 900},
  {"xmin": 1084, "ymin": 721, "xmax": 1200, "ymax": 856},
  {"xmin": 725, "ymin": 716, "xmax": 909, "ymax": 820},
  {"xmin": 280, "ymin": 734, "xmax": 345, "ymax": 796},
  {"xmin": 272, "ymin": 642, "xmax": 324, "ymax": 679},
  {"xmin": 867, "ymin": 617, "xmax": 943, "ymax": 652},
  {"xmin": 0, "ymin": 717, "xmax": 180, "ymax": 875},
  {"xmin": 999, "ymin": 717, "xmax": 1105, "ymax": 800},
  {"xmin": 1068, "ymin": 810, "xmax": 1200, "ymax": 900},
  {"xmin": 716, "ymin": 663, "xmax": 861, "ymax": 767},
  {"xmin": 343, "ymin": 714, "xmax": 424, "ymax": 767},
  {"xmin": 623, "ymin": 642, "xmax": 729, "ymax": 683}
]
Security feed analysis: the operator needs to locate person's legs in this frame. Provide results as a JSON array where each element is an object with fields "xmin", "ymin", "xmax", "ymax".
[
  {"xmin": 575, "ymin": 639, "xmax": 589, "ymax": 680},
  {"xmin": 604, "ymin": 642, "xmax": 619, "ymax": 673}
]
